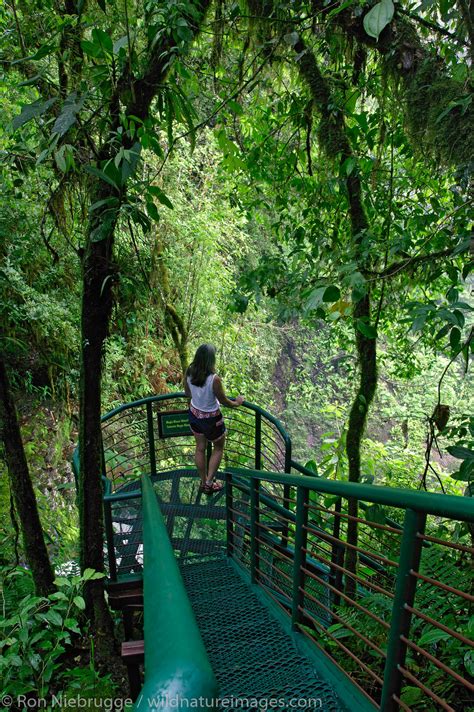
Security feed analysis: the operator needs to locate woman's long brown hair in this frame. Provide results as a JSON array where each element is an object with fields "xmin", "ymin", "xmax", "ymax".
[{"xmin": 187, "ymin": 344, "xmax": 216, "ymax": 387}]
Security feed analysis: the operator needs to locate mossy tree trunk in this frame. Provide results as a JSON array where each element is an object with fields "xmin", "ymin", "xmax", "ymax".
[
  {"xmin": 152, "ymin": 231, "xmax": 189, "ymax": 377},
  {"xmin": 77, "ymin": 0, "xmax": 211, "ymax": 648},
  {"xmin": 0, "ymin": 356, "xmax": 56, "ymax": 597},
  {"xmin": 310, "ymin": 1, "xmax": 473, "ymax": 168},
  {"xmin": 79, "ymin": 191, "xmax": 118, "ymax": 644},
  {"xmin": 294, "ymin": 39, "xmax": 377, "ymax": 598}
]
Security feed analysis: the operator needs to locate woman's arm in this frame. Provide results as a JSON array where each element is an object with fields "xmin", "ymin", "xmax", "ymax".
[{"xmin": 213, "ymin": 375, "xmax": 244, "ymax": 407}]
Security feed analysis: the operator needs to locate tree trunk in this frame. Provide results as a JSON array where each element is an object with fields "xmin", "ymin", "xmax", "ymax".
[
  {"xmin": 0, "ymin": 356, "xmax": 56, "ymax": 597},
  {"xmin": 77, "ymin": 1, "xmax": 212, "ymax": 649},
  {"xmin": 345, "ymin": 294, "xmax": 377, "ymax": 599},
  {"xmin": 293, "ymin": 39, "xmax": 378, "ymax": 598},
  {"xmin": 78, "ymin": 196, "xmax": 118, "ymax": 648}
]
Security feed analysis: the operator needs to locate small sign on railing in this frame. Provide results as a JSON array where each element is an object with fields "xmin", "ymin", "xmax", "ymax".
[{"xmin": 158, "ymin": 410, "xmax": 192, "ymax": 438}]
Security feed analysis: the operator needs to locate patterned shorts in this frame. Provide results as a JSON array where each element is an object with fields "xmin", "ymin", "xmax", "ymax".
[{"xmin": 189, "ymin": 408, "xmax": 226, "ymax": 442}]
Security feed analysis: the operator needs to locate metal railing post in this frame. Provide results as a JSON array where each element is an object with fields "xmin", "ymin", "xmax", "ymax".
[
  {"xmin": 250, "ymin": 477, "xmax": 260, "ymax": 583},
  {"xmin": 103, "ymin": 500, "xmax": 117, "ymax": 581},
  {"xmin": 380, "ymin": 508, "xmax": 427, "ymax": 711},
  {"xmin": 282, "ymin": 438, "xmax": 293, "ymax": 546},
  {"xmin": 331, "ymin": 497, "xmax": 344, "ymax": 610},
  {"xmin": 226, "ymin": 472, "xmax": 234, "ymax": 558},
  {"xmin": 255, "ymin": 411, "xmax": 262, "ymax": 471},
  {"xmin": 292, "ymin": 485, "xmax": 309, "ymax": 628},
  {"xmin": 146, "ymin": 401, "xmax": 157, "ymax": 479}
]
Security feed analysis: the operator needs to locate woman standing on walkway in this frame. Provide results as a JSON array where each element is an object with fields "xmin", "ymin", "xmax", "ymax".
[{"xmin": 184, "ymin": 344, "xmax": 244, "ymax": 494}]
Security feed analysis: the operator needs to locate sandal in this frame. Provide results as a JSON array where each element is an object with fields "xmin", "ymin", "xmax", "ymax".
[{"xmin": 201, "ymin": 479, "xmax": 224, "ymax": 495}]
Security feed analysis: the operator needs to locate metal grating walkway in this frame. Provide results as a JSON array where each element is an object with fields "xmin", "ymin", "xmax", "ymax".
[{"xmin": 180, "ymin": 557, "xmax": 344, "ymax": 711}]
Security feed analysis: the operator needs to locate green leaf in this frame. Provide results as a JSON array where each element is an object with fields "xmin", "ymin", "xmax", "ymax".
[
  {"xmin": 54, "ymin": 577, "xmax": 69, "ymax": 587},
  {"xmin": 304, "ymin": 460, "xmax": 319, "ymax": 475},
  {"xmin": 64, "ymin": 618, "xmax": 81, "ymax": 634},
  {"xmin": 89, "ymin": 197, "xmax": 119, "ymax": 213},
  {"xmin": 52, "ymin": 94, "xmax": 86, "ymax": 137},
  {"xmin": 92, "ymin": 28, "xmax": 113, "ymax": 54},
  {"xmin": 148, "ymin": 186, "xmax": 173, "ymax": 209},
  {"xmin": 418, "ymin": 629, "xmax": 450, "ymax": 646},
  {"xmin": 465, "ymin": 650, "xmax": 474, "ymax": 677},
  {"xmin": 12, "ymin": 98, "xmax": 56, "ymax": 130},
  {"xmin": 81, "ymin": 40, "xmax": 103, "ymax": 58},
  {"xmin": 327, "ymin": 0, "xmax": 357, "ymax": 19},
  {"xmin": 44, "ymin": 609, "xmax": 63, "ymax": 626},
  {"xmin": 82, "ymin": 568, "xmax": 97, "ymax": 580},
  {"xmin": 84, "ymin": 165, "xmax": 120, "ymax": 191},
  {"xmin": 306, "ymin": 287, "xmax": 326, "ymax": 311},
  {"xmin": 31, "ymin": 44, "xmax": 56, "ymax": 60},
  {"xmin": 90, "ymin": 211, "xmax": 117, "ymax": 243},
  {"xmin": 49, "ymin": 591, "xmax": 68, "ymax": 601},
  {"xmin": 356, "ymin": 319, "xmax": 377, "ymax": 339},
  {"xmin": 449, "ymin": 326, "xmax": 461, "ymax": 350},
  {"xmin": 400, "ymin": 687, "xmax": 422, "ymax": 705},
  {"xmin": 363, "ymin": 0, "xmax": 394, "ymax": 40},
  {"xmin": 446, "ymin": 446, "xmax": 474, "ymax": 460},
  {"xmin": 451, "ymin": 460, "xmax": 474, "ymax": 482},
  {"xmin": 146, "ymin": 201, "xmax": 160, "ymax": 221},
  {"xmin": 323, "ymin": 285, "xmax": 341, "ymax": 303},
  {"xmin": 73, "ymin": 596, "xmax": 86, "ymax": 610},
  {"xmin": 228, "ymin": 99, "xmax": 244, "ymax": 115}
]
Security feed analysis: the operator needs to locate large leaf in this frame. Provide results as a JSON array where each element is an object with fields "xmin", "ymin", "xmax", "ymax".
[
  {"xmin": 84, "ymin": 165, "xmax": 120, "ymax": 190},
  {"xmin": 12, "ymin": 98, "xmax": 56, "ymax": 130},
  {"xmin": 447, "ymin": 446, "xmax": 474, "ymax": 460},
  {"xmin": 90, "ymin": 210, "xmax": 117, "ymax": 243},
  {"xmin": 323, "ymin": 285, "xmax": 341, "ymax": 303},
  {"xmin": 148, "ymin": 185, "xmax": 173, "ymax": 209},
  {"xmin": 356, "ymin": 318, "xmax": 378, "ymax": 339},
  {"xmin": 52, "ymin": 94, "xmax": 86, "ymax": 137},
  {"xmin": 363, "ymin": 0, "xmax": 394, "ymax": 41}
]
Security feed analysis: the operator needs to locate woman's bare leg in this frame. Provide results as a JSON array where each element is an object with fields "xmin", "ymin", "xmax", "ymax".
[
  {"xmin": 193, "ymin": 432, "xmax": 207, "ymax": 484},
  {"xmin": 207, "ymin": 434, "xmax": 225, "ymax": 483}
]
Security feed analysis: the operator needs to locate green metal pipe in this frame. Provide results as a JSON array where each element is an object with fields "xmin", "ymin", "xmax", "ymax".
[
  {"xmin": 227, "ymin": 468, "xmax": 474, "ymax": 522},
  {"xmin": 292, "ymin": 487, "xmax": 308, "ymax": 628},
  {"xmin": 250, "ymin": 478, "xmax": 260, "ymax": 583},
  {"xmin": 100, "ymin": 394, "xmax": 292, "ymax": 455},
  {"xmin": 146, "ymin": 401, "xmax": 157, "ymax": 479},
  {"xmin": 103, "ymin": 490, "xmax": 142, "ymax": 503},
  {"xmin": 233, "ymin": 476, "xmax": 388, "ymax": 574},
  {"xmin": 380, "ymin": 509, "xmax": 427, "ymax": 711},
  {"xmin": 225, "ymin": 472, "xmax": 234, "ymax": 558},
  {"xmin": 134, "ymin": 475, "xmax": 218, "ymax": 711},
  {"xmin": 255, "ymin": 411, "xmax": 262, "ymax": 470}
]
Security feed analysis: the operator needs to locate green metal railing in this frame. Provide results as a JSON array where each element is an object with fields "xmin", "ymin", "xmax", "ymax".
[
  {"xmin": 226, "ymin": 467, "xmax": 474, "ymax": 712},
  {"xmin": 100, "ymin": 394, "xmax": 291, "ymax": 493},
  {"xmin": 134, "ymin": 474, "xmax": 218, "ymax": 711},
  {"xmin": 94, "ymin": 394, "xmax": 474, "ymax": 710},
  {"xmin": 99, "ymin": 393, "xmax": 291, "ymax": 578}
]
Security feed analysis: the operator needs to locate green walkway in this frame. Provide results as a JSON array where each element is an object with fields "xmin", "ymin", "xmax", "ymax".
[
  {"xmin": 181, "ymin": 557, "xmax": 344, "ymax": 711},
  {"xmin": 102, "ymin": 395, "xmax": 474, "ymax": 710}
]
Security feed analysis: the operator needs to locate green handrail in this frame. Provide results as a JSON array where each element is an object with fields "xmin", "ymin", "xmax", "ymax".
[
  {"xmin": 227, "ymin": 467, "xmax": 474, "ymax": 521},
  {"xmin": 134, "ymin": 475, "xmax": 218, "ymax": 711},
  {"xmin": 226, "ymin": 467, "xmax": 474, "ymax": 711},
  {"xmin": 101, "ymin": 393, "xmax": 291, "ymax": 446}
]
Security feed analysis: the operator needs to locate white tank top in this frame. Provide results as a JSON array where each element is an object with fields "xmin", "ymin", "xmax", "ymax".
[{"xmin": 187, "ymin": 373, "xmax": 220, "ymax": 412}]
